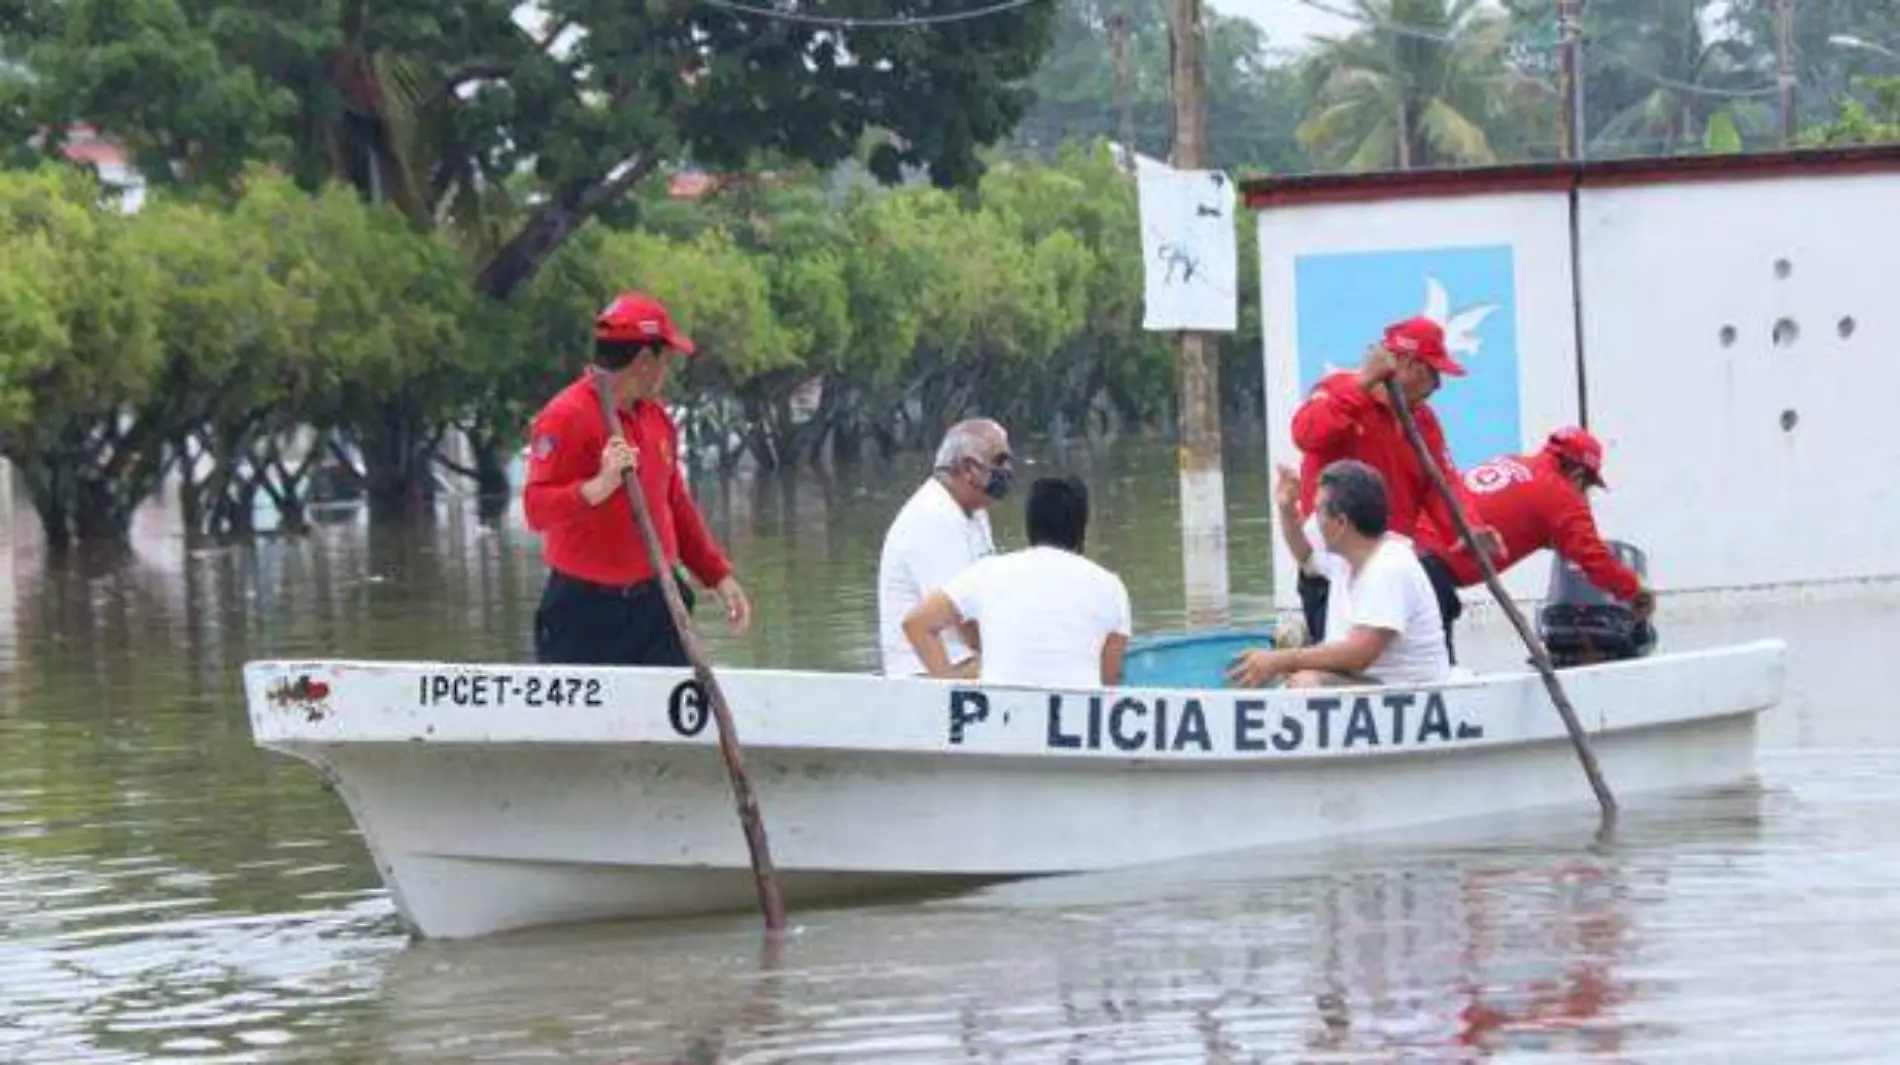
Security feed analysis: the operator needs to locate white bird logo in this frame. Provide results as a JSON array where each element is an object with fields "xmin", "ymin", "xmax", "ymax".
[
  {"xmin": 1422, "ymin": 275, "xmax": 1499, "ymax": 361},
  {"xmin": 1310, "ymin": 271, "xmax": 1503, "ymax": 379}
]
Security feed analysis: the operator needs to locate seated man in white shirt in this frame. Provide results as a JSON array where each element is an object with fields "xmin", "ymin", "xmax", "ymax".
[
  {"xmin": 1270, "ymin": 461, "xmax": 1352, "ymax": 648},
  {"xmin": 876, "ymin": 418, "xmax": 1011, "ymax": 677},
  {"xmin": 1229, "ymin": 458, "xmax": 1451, "ymax": 689},
  {"xmin": 902, "ymin": 475, "xmax": 1132, "ymax": 689}
]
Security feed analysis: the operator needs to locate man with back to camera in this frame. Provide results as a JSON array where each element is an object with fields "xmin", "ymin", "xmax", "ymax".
[
  {"xmin": 1421, "ymin": 426, "xmax": 1656, "ymax": 624},
  {"xmin": 520, "ymin": 291, "xmax": 752, "ymax": 666},
  {"xmin": 1288, "ymin": 315, "xmax": 1503, "ymax": 660},
  {"xmin": 1230, "ymin": 458, "xmax": 1451, "ymax": 689},
  {"xmin": 902, "ymin": 475, "xmax": 1133, "ymax": 689},
  {"xmin": 876, "ymin": 418, "xmax": 1013, "ymax": 677}
]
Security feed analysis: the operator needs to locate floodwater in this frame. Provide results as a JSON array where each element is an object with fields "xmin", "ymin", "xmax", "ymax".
[{"xmin": 4, "ymin": 432, "xmax": 1900, "ymax": 1063}]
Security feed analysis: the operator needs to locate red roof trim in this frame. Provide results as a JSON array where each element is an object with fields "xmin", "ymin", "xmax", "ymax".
[{"xmin": 1241, "ymin": 144, "xmax": 1900, "ymax": 210}]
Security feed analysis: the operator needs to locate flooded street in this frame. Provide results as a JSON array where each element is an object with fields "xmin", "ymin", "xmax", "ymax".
[{"xmin": 4, "ymin": 434, "xmax": 1900, "ymax": 1063}]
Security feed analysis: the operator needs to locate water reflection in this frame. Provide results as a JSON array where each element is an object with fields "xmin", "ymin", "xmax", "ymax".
[
  {"xmin": 4, "ymin": 433, "xmax": 1900, "ymax": 1063},
  {"xmin": 351, "ymin": 788, "xmax": 1772, "ymax": 1063}
]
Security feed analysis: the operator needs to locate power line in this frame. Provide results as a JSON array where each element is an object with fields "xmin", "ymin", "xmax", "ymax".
[
  {"xmin": 1596, "ymin": 51, "xmax": 1782, "ymax": 99},
  {"xmin": 1285, "ymin": 0, "xmax": 1467, "ymax": 45},
  {"xmin": 692, "ymin": 0, "xmax": 1047, "ymax": 28},
  {"xmin": 1275, "ymin": 0, "xmax": 1787, "ymax": 101}
]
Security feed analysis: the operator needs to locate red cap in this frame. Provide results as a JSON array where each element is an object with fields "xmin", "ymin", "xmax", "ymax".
[
  {"xmin": 1545, "ymin": 426, "xmax": 1607, "ymax": 488},
  {"xmin": 1382, "ymin": 316, "xmax": 1464, "ymax": 377},
  {"xmin": 594, "ymin": 292, "xmax": 695, "ymax": 355}
]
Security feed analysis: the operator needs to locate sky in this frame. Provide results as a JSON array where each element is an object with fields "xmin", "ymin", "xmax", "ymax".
[
  {"xmin": 1207, "ymin": 0, "xmax": 1735, "ymax": 56},
  {"xmin": 1206, "ymin": 0, "xmax": 1359, "ymax": 56}
]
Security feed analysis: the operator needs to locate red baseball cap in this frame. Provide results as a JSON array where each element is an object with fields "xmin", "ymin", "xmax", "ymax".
[
  {"xmin": 1544, "ymin": 426, "xmax": 1608, "ymax": 488},
  {"xmin": 594, "ymin": 291, "xmax": 696, "ymax": 355},
  {"xmin": 1382, "ymin": 316, "xmax": 1464, "ymax": 377}
]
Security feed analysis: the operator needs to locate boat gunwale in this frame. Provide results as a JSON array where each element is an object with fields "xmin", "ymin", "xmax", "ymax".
[{"xmin": 239, "ymin": 639, "xmax": 1786, "ymax": 768}]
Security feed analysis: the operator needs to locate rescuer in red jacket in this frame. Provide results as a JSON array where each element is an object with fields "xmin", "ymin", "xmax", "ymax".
[
  {"xmin": 1288, "ymin": 315, "xmax": 1501, "ymax": 659},
  {"xmin": 521, "ymin": 291, "xmax": 753, "ymax": 666},
  {"xmin": 1426, "ymin": 426, "xmax": 1656, "ymax": 620}
]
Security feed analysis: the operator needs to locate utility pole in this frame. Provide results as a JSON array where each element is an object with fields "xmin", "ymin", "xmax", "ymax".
[
  {"xmin": 1110, "ymin": 12, "xmax": 1137, "ymax": 176},
  {"xmin": 1166, "ymin": 0, "xmax": 1229, "ymax": 623},
  {"xmin": 1775, "ymin": 0, "xmax": 1797, "ymax": 147},
  {"xmin": 1556, "ymin": 0, "xmax": 1583, "ymax": 160}
]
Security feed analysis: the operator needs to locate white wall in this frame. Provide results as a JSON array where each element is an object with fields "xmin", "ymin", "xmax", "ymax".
[
  {"xmin": 1577, "ymin": 172, "xmax": 1900, "ymax": 592},
  {"xmin": 1256, "ymin": 191, "xmax": 1582, "ymax": 613}
]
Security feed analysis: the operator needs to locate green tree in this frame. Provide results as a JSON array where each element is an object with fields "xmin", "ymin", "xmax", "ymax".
[
  {"xmin": 118, "ymin": 190, "xmax": 315, "ymax": 539},
  {"xmin": 1799, "ymin": 75, "xmax": 1900, "ymax": 146},
  {"xmin": 1582, "ymin": 0, "xmax": 1771, "ymax": 157},
  {"xmin": 14, "ymin": 0, "xmax": 1057, "ymax": 302},
  {"xmin": 1296, "ymin": 0, "xmax": 1516, "ymax": 171},
  {"xmin": 1013, "ymin": 0, "xmax": 1309, "ymax": 173},
  {"xmin": 1724, "ymin": 0, "xmax": 1900, "ymax": 133},
  {"xmin": 0, "ymin": 165, "xmax": 165, "ymax": 549}
]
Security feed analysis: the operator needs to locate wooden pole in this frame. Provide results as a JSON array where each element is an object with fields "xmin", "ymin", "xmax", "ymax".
[
  {"xmin": 1557, "ymin": 0, "xmax": 1582, "ymax": 160},
  {"xmin": 1382, "ymin": 380, "xmax": 1619, "ymax": 826},
  {"xmin": 1110, "ymin": 12, "xmax": 1137, "ymax": 176},
  {"xmin": 1166, "ymin": 0, "xmax": 1229, "ymax": 624},
  {"xmin": 1776, "ymin": 0, "xmax": 1797, "ymax": 147},
  {"xmin": 591, "ymin": 368, "xmax": 788, "ymax": 933}
]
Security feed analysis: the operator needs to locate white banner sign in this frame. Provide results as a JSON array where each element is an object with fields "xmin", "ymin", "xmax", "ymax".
[{"xmin": 1138, "ymin": 167, "xmax": 1238, "ymax": 332}]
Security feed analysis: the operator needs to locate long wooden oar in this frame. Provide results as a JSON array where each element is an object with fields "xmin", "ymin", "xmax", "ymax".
[
  {"xmin": 591, "ymin": 368, "xmax": 789, "ymax": 933},
  {"xmin": 1383, "ymin": 380, "xmax": 1619, "ymax": 826}
]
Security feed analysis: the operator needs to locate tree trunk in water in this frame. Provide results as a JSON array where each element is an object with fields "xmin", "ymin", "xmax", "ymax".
[
  {"xmin": 359, "ymin": 399, "xmax": 437, "ymax": 518},
  {"xmin": 20, "ymin": 459, "xmax": 73, "ymax": 551},
  {"xmin": 72, "ymin": 475, "xmax": 133, "ymax": 544}
]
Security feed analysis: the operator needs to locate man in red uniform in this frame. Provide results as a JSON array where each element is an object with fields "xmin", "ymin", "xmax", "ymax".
[
  {"xmin": 1423, "ymin": 426, "xmax": 1656, "ymax": 622},
  {"xmin": 521, "ymin": 291, "xmax": 753, "ymax": 666},
  {"xmin": 1288, "ymin": 315, "xmax": 1501, "ymax": 658}
]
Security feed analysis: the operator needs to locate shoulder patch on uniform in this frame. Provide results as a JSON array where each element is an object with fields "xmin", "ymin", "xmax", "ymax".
[{"xmin": 530, "ymin": 434, "xmax": 558, "ymax": 461}]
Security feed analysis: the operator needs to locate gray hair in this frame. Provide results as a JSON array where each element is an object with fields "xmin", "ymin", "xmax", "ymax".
[
  {"xmin": 1316, "ymin": 458, "xmax": 1389, "ymax": 537},
  {"xmin": 933, "ymin": 418, "xmax": 1005, "ymax": 471}
]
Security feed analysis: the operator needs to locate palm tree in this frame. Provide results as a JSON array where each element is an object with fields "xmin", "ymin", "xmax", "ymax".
[
  {"xmin": 1587, "ymin": 0, "xmax": 1769, "ymax": 156},
  {"xmin": 1296, "ymin": 0, "xmax": 1514, "ymax": 171},
  {"xmin": 290, "ymin": 0, "xmax": 522, "ymax": 257}
]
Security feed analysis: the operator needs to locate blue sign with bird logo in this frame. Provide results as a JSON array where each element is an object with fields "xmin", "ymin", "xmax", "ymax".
[{"xmin": 1293, "ymin": 243, "xmax": 1523, "ymax": 470}]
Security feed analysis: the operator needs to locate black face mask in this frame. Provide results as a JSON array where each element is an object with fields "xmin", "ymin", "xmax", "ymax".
[{"xmin": 983, "ymin": 464, "xmax": 1013, "ymax": 501}]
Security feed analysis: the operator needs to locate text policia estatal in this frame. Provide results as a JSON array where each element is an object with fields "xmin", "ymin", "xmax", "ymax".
[{"xmin": 947, "ymin": 688, "xmax": 1484, "ymax": 753}]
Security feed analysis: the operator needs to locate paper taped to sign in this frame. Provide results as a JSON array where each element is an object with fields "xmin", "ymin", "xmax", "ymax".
[{"xmin": 1138, "ymin": 167, "xmax": 1238, "ymax": 332}]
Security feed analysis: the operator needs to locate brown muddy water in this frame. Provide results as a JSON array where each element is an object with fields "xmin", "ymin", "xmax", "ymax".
[{"xmin": 3, "ymin": 434, "xmax": 1898, "ymax": 1064}]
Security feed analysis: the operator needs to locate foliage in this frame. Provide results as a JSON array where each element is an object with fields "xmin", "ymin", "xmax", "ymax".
[
  {"xmin": 1011, "ymin": 0, "xmax": 1308, "ymax": 175},
  {"xmin": 0, "ymin": 140, "xmax": 1264, "ymax": 546},
  {"xmin": 1295, "ymin": 0, "xmax": 1518, "ymax": 171},
  {"xmin": 6, "ymin": 0, "xmax": 1899, "ymax": 549},
  {"xmin": 8, "ymin": 0, "xmax": 1056, "ymax": 300},
  {"xmin": 1799, "ymin": 76, "xmax": 1900, "ymax": 146}
]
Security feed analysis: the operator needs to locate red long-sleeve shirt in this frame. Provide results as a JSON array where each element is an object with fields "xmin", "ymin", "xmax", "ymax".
[
  {"xmin": 1437, "ymin": 451, "xmax": 1642, "ymax": 601},
  {"xmin": 1290, "ymin": 371, "xmax": 1476, "ymax": 556},
  {"xmin": 521, "ymin": 374, "xmax": 733, "ymax": 589}
]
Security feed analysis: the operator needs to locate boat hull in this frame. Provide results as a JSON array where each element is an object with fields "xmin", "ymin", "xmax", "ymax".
[{"xmin": 245, "ymin": 639, "xmax": 1785, "ymax": 939}]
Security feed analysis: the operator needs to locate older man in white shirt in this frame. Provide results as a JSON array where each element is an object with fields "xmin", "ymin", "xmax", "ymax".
[{"xmin": 877, "ymin": 418, "xmax": 1013, "ymax": 676}]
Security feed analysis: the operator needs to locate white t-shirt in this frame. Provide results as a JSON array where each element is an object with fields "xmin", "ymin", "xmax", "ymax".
[
  {"xmin": 1300, "ymin": 513, "xmax": 1353, "ymax": 642},
  {"xmin": 939, "ymin": 546, "xmax": 1133, "ymax": 689},
  {"xmin": 877, "ymin": 478, "xmax": 995, "ymax": 675},
  {"xmin": 1309, "ymin": 534, "xmax": 1450, "ymax": 685}
]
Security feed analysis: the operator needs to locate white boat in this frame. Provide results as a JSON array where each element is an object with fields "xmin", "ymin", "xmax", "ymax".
[{"xmin": 241, "ymin": 637, "xmax": 1786, "ymax": 940}]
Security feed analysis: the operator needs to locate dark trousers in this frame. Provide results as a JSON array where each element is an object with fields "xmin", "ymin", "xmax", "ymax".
[
  {"xmin": 1417, "ymin": 552, "xmax": 1464, "ymax": 666},
  {"xmin": 1297, "ymin": 556, "xmax": 1464, "ymax": 665},
  {"xmin": 1297, "ymin": 570, "xmax": 1332, "ymax": 644},
  {"xmin": 533, "ymin": 569, "xmax": 691, "ymax": 667}
]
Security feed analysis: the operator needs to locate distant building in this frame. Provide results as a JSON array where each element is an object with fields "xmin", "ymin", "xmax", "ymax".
[{"xmin": 34, "ymin": 123, "xmax": 147, "ymax": 212}]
